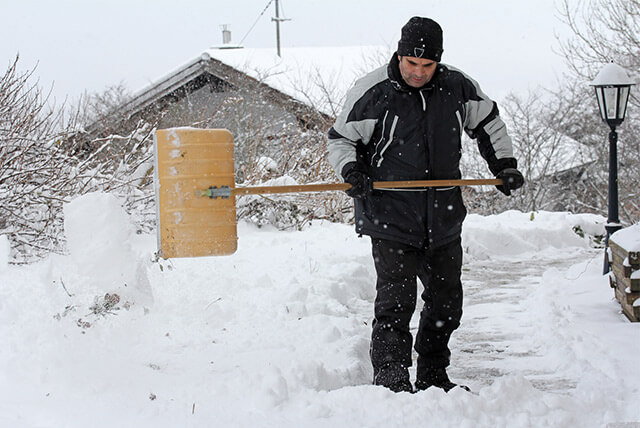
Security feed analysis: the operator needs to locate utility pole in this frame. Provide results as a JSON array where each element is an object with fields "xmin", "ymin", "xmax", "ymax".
[{"xmin": 271, "ymin": 0, "xmax": 290, "ymax": 57}]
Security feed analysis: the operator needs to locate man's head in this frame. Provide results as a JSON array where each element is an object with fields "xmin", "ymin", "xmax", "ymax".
[{"xmin": 396, "ymin": 16, "xmax": 443, "ymax": 88}]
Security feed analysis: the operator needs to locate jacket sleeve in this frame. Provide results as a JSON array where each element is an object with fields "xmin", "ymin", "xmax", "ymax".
[
  {"xmin": 327, "ymin": 67, "xmax": 386, "ymax": 178},
  {"xmin": 458, "ymin": 70, "xmax": 517, "ymax": 175}
]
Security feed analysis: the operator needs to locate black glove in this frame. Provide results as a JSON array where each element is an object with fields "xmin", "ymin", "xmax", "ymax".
[
  {"xmin": 341, "ymin": 162, "xmax": 372, "ymax": 199},
  {"xmin": 496, "ymin": 168, "xmax": 524, "ymax": 196}
]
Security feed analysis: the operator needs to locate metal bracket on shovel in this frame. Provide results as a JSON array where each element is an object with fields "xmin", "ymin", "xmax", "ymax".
[{"xmin": 196, "ymin": 185, "xmax": 232, "ymax": 199}]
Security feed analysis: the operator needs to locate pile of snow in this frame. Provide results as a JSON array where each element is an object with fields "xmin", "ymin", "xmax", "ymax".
[
  {"xmin": 64, "ymin": 192, "xmax": 136, "ymax": 282},
  {"xmin": 1, "ymin": 192, "xmax": 638, "ymax": 428},
  {"xmin": 55, "ymin": 192, "xmax": 152, "ymax": 305},
  {"xmin": 462, "ymin": 210, "xmax": 605, "ymax": 259}
]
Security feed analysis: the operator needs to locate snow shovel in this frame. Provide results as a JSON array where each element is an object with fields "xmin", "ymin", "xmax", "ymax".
[{"xmin": 154, "ymin": 128, "xmax": 502, "ymax": 259}]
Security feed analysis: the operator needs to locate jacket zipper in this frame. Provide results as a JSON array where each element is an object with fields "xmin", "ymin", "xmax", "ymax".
[
  {"xmin": 420, "ymin": 88, "xmax": 430, "ymax": 248},
  {"xmin": 419, "ymin": 90, "xmax": 427, "ymax": 111},
  {"xmin": 376, "ymin": 115, "xmax": 399, "ymax": 167},
  {"xmin": 372, "ymin": 110, "xmax": 389, "ymax": 166}
]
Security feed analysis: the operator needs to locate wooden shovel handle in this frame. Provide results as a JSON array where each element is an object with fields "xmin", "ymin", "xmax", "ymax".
[{"xmin": 233, "ymin": 178, "xmax": 503, "ymax": 196}]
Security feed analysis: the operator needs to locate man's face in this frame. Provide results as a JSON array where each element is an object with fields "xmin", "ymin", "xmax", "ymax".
[{"xmin": 398, "ymin": 55, "xmax": 438, "ymax": 88}]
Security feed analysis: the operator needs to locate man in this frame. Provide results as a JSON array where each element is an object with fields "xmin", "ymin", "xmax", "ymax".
[{"xmin": 327, "ymin": 17, "xmax": 524, "ymax": 393}]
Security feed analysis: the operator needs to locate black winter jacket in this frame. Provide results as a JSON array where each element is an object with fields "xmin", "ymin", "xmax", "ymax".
[{"xmin": 327, "ymin": 54, "xmax": 517, "ymax": 248}]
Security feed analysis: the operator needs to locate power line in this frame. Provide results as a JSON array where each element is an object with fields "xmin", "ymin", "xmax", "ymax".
[{"xmin": 239, "ymin": 0, "xmax": 275, "ymax": 45}]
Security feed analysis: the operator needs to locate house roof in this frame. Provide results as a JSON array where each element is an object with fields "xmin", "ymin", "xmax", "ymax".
[
  {"xmin": 203, "ymin": 45, "xmax": 391, "ymax": 115},
  {"xmin": 114, "ymin": 45, "xmax": 390, "ymax": 130}
]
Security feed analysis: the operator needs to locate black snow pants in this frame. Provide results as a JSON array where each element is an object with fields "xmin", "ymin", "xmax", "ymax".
[{"xmin": 370, "ymin": 236, "xmax": 463, "ymax": 383}]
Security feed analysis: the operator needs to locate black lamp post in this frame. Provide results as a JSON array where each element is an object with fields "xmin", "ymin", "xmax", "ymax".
[{"xmin": 590, "ymin": 62, "xmax": 635, "ymax": 273}]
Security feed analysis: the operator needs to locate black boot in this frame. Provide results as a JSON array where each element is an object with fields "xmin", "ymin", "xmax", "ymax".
[
  {"xmin": 374, "ymin": 363, "xmax": 414, "ymax": 393},
  {"xmin": 414, "ymin": 368, "xmax": 469, "ymax": 393}
]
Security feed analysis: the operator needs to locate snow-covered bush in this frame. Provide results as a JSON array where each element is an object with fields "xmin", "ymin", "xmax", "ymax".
[
  {"xmin": 0, "ymin": 56, "xmax": 70, "ymax": 261},
  {"xmin": 0, "ymin": 56, "xmax": 158, "ymax": 262}
]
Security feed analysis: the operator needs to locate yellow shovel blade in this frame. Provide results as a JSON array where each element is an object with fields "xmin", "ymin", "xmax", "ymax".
[{"xmin": 154, "ymin": 128, "xmax": 237, "ymax": 258}]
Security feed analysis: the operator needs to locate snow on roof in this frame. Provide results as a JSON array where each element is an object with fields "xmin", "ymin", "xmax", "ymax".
[
  {"xmin": 535, "ymin": 133, "xmax": 598, "ymax": 178},
  {"xmin": 204, "ymin": 45, "xmax": 392, "ymax": 116}
]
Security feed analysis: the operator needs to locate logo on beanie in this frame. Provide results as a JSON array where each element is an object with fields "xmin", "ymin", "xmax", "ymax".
[{"xmin": 414, "ymin": 47, "xmax": 425, "ymax": 58}]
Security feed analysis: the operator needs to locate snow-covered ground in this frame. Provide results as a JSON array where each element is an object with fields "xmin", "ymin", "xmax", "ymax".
[{"xmin": 1, "ymin": 193, "xmax": 639, "ymax": 428}]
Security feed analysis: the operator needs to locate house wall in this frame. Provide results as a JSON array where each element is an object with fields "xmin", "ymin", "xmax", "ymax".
[{"xmin": 152, "ymin": 78, "xmax": 311, "ymax": 181}]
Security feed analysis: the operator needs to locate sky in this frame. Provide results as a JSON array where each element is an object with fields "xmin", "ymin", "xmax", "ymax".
[{"xmin": 2, "ymin": 0, "xmax": 576, "ymax": 105}]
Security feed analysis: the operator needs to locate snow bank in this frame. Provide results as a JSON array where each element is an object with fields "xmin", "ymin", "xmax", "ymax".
[
  {"xmin": 462, "ymin": 210, "xmax": 605, "ymax": 260},
  {"xmin": 64, "ymin": 192, "xmax": 134, "ymax": 276},
  {"xmin": 57, "ymin": 192, "xmax": 152, "ymax": 305}
]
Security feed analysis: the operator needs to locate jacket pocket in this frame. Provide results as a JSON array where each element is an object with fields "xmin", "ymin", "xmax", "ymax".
[
  {"xmin": 365, "ymin": 190, "xmax": 426, "ymax": 235},
  {"xmin": 431, "ymin": 187, "xmax": 466, "ymax": 241}
]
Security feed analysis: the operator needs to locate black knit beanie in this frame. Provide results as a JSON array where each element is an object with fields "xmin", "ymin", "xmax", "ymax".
[{"xmin": 397, "ymin": 17, "xmax": 443, "ymax": 61}]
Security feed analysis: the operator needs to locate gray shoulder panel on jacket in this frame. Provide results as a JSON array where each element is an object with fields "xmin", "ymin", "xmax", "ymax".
[
  {"xmin": 328, "ymin": 65, "xmax": 388, "ymax": 176},
  {"xmin": 332, "ymin": 65, "xmax": 388, "ymax": 141},
  {"xmin": 443, "ymin": 63, "xmax": 514, "ymax": 160}
]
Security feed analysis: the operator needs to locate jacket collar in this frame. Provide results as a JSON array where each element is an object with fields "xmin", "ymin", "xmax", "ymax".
[{"xmin": 388, "ymin": 52, "xmax": 441, "ymax": 93}]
